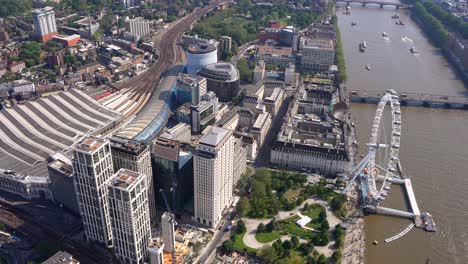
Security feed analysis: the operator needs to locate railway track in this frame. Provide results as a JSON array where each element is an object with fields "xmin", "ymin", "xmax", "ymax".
[
  {"xmin": 0, "ymin": 202, "xmax": 111, "ymax": 264},
  {"xmin": 109, "ymin": 1, "xmax": 224, "ymax": 123}
]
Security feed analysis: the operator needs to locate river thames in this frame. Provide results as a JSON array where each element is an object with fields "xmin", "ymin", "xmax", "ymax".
[{"xmin": 337, "ymin": 4, "xmax": 468, "ymax": 264}]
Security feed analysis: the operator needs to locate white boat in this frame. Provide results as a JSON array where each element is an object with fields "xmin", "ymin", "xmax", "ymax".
[
  {"xmin": 366, "ymin": 64, "xmax": 371, "ymax": 70},
  {"xmin": 410, "ymin": 47, "xmax": 418, "ymax": 54},
  {"xmin": 382, "ymin": 32, "xmax": 388, "ymax": 38}
]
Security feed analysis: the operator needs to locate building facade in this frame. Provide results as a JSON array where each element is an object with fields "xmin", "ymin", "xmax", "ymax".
[
  {"xmin": 48, "ymin": 158, "xmax": 80, "ymax": 215},
  {"xmin": 0, "ymin": 170, "xmax": 52, "ymax": 200},
  {"xmin": 161, "ymin": 212, "xmax": 175, "ymax": 253},
  {"xmin": 176, "ymin": 73, "xmax": 207, "ymax": 105},
  {"xmin": 299, "ymin": 37, "xmax": 335, "ymax": 72},
  {"xmin": 220, "ymin": 36, "xmax": 232, "ymax": 53},
  {"xmin": 110, "ymin": 137, "xmax": 156, "ymax": 221},
  {"xmin": 191, "ymin": 93, "xmax": 219, "ymax": 134},
  {"xmin": 108, "ymin": 169, "xmax": 152, "ymax": 264},
  {"xmin": 148, "ymin": 238, "xmax": 165, "ymax": 264},
  {"xmin": 194, "ymin": 126, "xmax": 234, "ymax": 227},
  {"xmin": 185, "ymin": 42, "xmax": 218, "ymax": 75},
  {"xmin": 32, "ymin": 7, "xmax": 58, "ymax": 42},
  {"xmin": 125, "ymin": 18, "xmax": 151, "ymax": 40},
  {"xmin": 197, "ymin": 63, "xmax": 240, "ymax": 102},
  {"xmin": 72, "ymin": 137, "xmax": 114, "ymax": 247}
]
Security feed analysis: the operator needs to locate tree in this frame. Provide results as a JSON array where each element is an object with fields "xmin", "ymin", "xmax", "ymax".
[
  {"xmin": 236, "ymin": 197, "xmax": 249, "ymax": 216},
  {"xmin": 282, "ymin": 239, "xmax": 293, "ymax": 252},
  {"xmin": 265, "ymin": 218, "xmax": 276, "ymax": 232},
  {"xmin": 259, "ymin": 246, "xmax": 278, "ymax": 263},
  {"xmin": 331, "ymin": 249, "xmax": 342, "ymax": 264},
  {"xmin": 291, "ymin": 236, "xmax": 300, "ymax": 248},
  {"xmin": 20, "ymin": 41, "xmax": 42, "ymax": 67},
  {"xmin": 237, "ymin": 58, "xmax": 253, "ymax": 83},
  {"xmin": 317, "ymin": 254, "xmax": 327, "ymax": 264},
  {"xmin": 257, "ymin": 223, "xmax": 265, "ymax": 233},
  {"xmin": 236, "ymin": 219, "xmax": 246, "ymax": 234},
  {"xmin": 221, "ymin": 240, "xmax": 235, "ymax": 254},
  {"xmin": 318, "ymin": 209, "xmax": 327, "ymax": 222}
]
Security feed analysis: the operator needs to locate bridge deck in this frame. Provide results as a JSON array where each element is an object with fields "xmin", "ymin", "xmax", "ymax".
[
  {"xmin": 404, "ymin": 179, "xmax": 420, "ymax": 216},
  {"xmin": 350, "ymin": 91, "xmax": 468, "ymax": 109}
]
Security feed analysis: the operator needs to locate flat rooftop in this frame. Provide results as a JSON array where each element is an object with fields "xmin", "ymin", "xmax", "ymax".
[
  {"xmin": 257, "ymin": 45, "xmax": 293, "ymax": 56},
  {"xmin": 74, "ymin": 137, "xmax": 107, "ymax": 153},
  {"xmin": 109, "ymin": 169, "xmax": 142, "ymax": 190},
  {"xmin": 200, "ymin": 126, "xmax": 230, "ymax": 147},
  {"xmin": 301, "ymin": 37, "xmax": 334, "ymax": 50},
  {"xmin": 186, "ymin": 42, "xmax": 217, "ymax": 54}
]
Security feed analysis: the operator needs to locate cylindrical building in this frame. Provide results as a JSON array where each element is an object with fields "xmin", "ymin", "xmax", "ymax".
[
  {"xmin": 197, "ymin": 62, "xmax": 240, "ymax": 102},
  {"xmin": 185, "ymin": 43, "xmax": 218, "ymax": 75}
]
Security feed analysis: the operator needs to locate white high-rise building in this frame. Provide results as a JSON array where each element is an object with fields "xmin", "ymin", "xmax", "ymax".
[
  {"xmin": 72, "ymin": 137, "xmax": 114, "ymax": 247},
  {"xmin": 32, "ymin": 7, "xmax": 58, "ymax": 42},
  {"xmin": 125, "ymin": 17, "xmax": 151, "ymax": 40},
  {"xmin": 108, "ymin": 169, "xmax": 152, "ymax": 264},
  {"xmin": 194, "ymin": 126, "xmax": 234, "ymax": 227},
  {"xmin": 110, "ymin": 137, "xmax": 156, "ymax": 221},
  {"xmin": 161, "ymin": 212, "xmax": 175, "ymax": 253}
]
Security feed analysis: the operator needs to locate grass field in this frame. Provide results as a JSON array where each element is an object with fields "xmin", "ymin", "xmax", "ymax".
[
  {"xmin": 255, "ymin": 231, "xmax": 281, "ymax": 243},
  {"xmin": 276, "ymin": 216, "xmax": 316, "ymax": 240},
  {"xmin": 233, "ymin": 231, "xmax": 259, "ymax": 254},
  {"xmin": 283, "ymin": 188, "xmax": 302, "ymax": 202}
]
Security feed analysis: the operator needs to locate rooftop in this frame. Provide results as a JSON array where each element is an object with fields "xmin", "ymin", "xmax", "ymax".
[
  {"xmin": 177, "ymin": 73, "xmax": 205, "ymax": 87},
  {"xmin": 200, "ymin": 126, "xmax": 231, "ymax": 147},
  {"xmin": 42, "ymin": 251, "xmax": 79, "ymax": 264},
  {"xmin": 153, "ymin": 137, "xmax": 180, "ymax": 162},
  {"xmin": 74, "ymin": 137, "xmax": 107, "ymax": 153},
  {"xmin": 257, "ymin": 45, "xmax": 293, "ymax": 56},
  {"xmin": 186, "ymin": 42, "xmax": 217, "ymax": 54},
  {"xmin": 301, "ymin": 37, "xmax": 334, "ymax": 50},
  {"xmin": 109, "ymin": 169, "xmax": 142, "ymax": 190}
]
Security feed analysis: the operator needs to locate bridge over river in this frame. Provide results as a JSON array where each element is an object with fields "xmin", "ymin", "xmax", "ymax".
[
  {"xmin": 336, "ymin": 0, "xmax": 412, "ymax": 9},
  {"xmin": 350, "ymin": 90, "xmax": 468, "ymax": 110}
]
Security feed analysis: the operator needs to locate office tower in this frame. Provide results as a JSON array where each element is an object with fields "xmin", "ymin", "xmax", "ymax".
[
  {"xmin": 108, "ymin": 169, "xmax": 152, "ymax": 264},
  {"xmin": 194, "ymin": 126, "xmax": 234, "ymax": 227},
  {"xmin": 110, "ymin": 137, "xmax": 156, "ymax": 221},
  {"xmin": 197, "ymin": 62, "xmax": 240, "ymax": 102},
  {"xmin": 176, "ymin": 73, "xmax": 207, "ymax": 105},
  {"xmin": 253, "ymin": 60, "xmax": 266, "ymax": 84},
  {"xmin": 161, "ymin": 212, "xmax": 175, "ymax": 253},
  {"xmin": 32, "ymin": 7, "xmax": 58, "ymax": 42},
  {"xmin": 220, "ymin": 36, "xmax": 232, "ymax": 53},
  {"xmin": 72, "ymin": 137, "xmax": 114, "ymax": 247},
  {"xmin": 148, "ymin": 238, "xmax": 165, "ymax": 264},
  {"xmin": 185, "ymin": 41, "xmax": 218, "ymax": 75},
  {"xmin": 152, "ymin": 137, "xmax": 194, "ymax": 214}
]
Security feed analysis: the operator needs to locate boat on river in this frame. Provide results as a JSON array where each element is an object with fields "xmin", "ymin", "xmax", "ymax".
[
  {"xmin": 410, "ymin": 47, "xmax": 418, "ymax": 54},
  {"xmin": 351, "ymin": 21, "xmax": 357, "ymax": 26},
  {"xmin": 359, "ymin": 41, "xmax": 367, "ymax": 52},
  {"xmin": 396, "ymin": 20, "xmax": 405, "ymax": 25},
  {"xmin": 366, "ymin": 64, "xmax": 371, "ymax": 70},
  {"xmin": 382, "ymin": 32, "xmax": 388, "ymax": 38},
  {"xmin": 392, "ymin": 14, "xmax": 399, "ymax": 19}
]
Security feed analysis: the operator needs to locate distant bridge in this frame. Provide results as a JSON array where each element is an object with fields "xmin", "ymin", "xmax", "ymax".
[
  {"xmin": 336, "ymin": 0, "xmax": 412, "ymax": 9},
  {"xmin": 350, "ymin": 90, "xmax": 468, "ymax": 110}
]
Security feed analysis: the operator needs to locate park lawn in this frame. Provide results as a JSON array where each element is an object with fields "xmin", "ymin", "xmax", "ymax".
[
  {"xmin": 283, "ymin": 188, "xmax": 303, "ymax": 203},
  {"xmin": 302, "ymin": 204, "xmax": 324, "ymax": 219},
  {"xmin": 232, "ymin": 231, "xmax": 259, "ymax": 254},
  {"xmin": 276, "ymin": 216, "xmax": 316, "ymax": 240},
  {"xmin": 255, "ymin": 231, "xmax": 281, "ymax": 243}
]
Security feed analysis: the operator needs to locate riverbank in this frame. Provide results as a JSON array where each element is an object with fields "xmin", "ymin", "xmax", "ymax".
[{"xmin": 410, "ymin": 2, "xmax": 468, "ymax": 87}]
